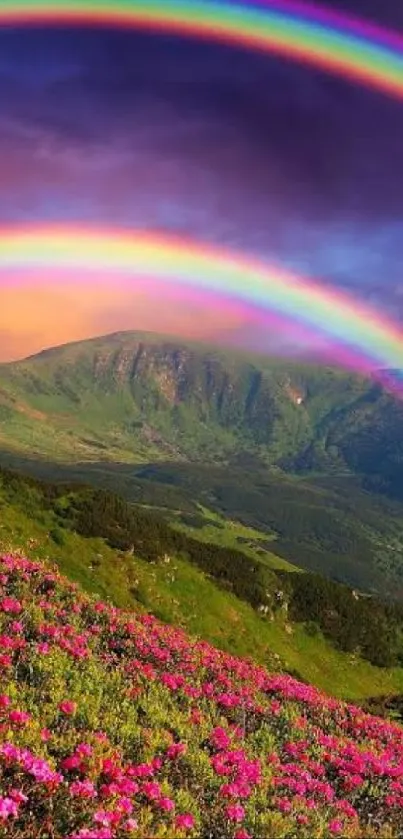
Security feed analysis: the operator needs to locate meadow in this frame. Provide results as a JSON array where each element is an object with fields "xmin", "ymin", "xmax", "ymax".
[
  {"xmin": 1, "ymin": 551, "xmax": 403, "ymax": 837},
  {"xmin": 2, "ymin": 466, "xmax": 403, "ymax": 702}
]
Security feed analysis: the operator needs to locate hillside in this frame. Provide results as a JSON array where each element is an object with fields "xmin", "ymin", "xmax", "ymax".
[
  {"xmin": 0, "ymin": 330, "xmax": 399, "ymax": 476},
  {"xmin": 3, "ymin": 465, "xmax": 403, "ymax": 701},
  {"xmin": 1, "ymin": 549, "xmax": 403, "ymax": 837},
  {"xmin": 2, "ymin": 332, "xmax": 403, "ymax": 599}
]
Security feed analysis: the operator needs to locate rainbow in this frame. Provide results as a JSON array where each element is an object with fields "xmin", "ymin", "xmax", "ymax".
[
  {"xmin": 1, "ymin": 225, "xmax": 403, "ymax": 380},
  {"xmin": 0, "ymin": 0, "xmax": 403, "ymax": 102}
]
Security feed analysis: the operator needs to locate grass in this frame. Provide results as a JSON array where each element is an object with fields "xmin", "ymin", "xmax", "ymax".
[
  {"xmin": 2, "ymin": 487, "xmax": 403, "ymax": 702},
  {"xmin": 167, "ymin": 504, "xmax": 301, "ymax": 573}
]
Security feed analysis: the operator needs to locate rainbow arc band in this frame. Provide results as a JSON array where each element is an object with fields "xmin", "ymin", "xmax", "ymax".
[
  {"xmin": 0, "ymin": 0, "xmax": 403, "ymax": 101},
  {"xmin": 1, "ymin": 225, "xmax": 403, "ymax": 379}
]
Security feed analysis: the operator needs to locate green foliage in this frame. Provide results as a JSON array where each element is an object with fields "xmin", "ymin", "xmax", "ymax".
[
  {"xmin": 4, "ymin": 464, "xmax": 403, "ymax": 699},
  {"xmin": 0, "ymin": 330, "xmax": 401, "ymax": 496},
  {"xmin": 2, "ymin": 463, "xmax": 403, "ymax": 674},
  {"xmin": 281, "ymin": 571, "xmax": 403, "ymax": 669}
]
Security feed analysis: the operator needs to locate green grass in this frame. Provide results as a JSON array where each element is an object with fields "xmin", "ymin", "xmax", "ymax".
[
  {"xmin": 167, "ymin": 504, "xmax": 301, "ymax": 573},
  {"xmin": 2, "ymin": 487, "xmax": 403, "ymax": 702}
]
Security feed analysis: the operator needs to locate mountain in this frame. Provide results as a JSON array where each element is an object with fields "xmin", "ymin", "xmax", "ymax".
[
  {"xmin": 2, "ymin": 331, "xmax": 403, "ymax": 598},
  {"xmin": 0, "ymin": 329, "xmax": 401, "ymax": 479}
]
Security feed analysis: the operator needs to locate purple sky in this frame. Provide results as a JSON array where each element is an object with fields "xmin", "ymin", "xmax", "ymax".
[{"xmin": 1, "ymin": 0, "xmax": 403, "ymax": 359}]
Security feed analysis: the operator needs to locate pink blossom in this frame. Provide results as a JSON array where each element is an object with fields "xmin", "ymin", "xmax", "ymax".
[
  {"xmin": 158, "ymin": 797, "xmax": 175, "ymax": 812},
  {"xmin": 61, "ymin": 754, "xmax": 81, "ymax": 771},
  {"xmin": 142, "ymin": 781, "xmax": 161, "ymax": 800},
  {"xmin": 328, "ymin": 819, "xmax": 344, "ymax": 834},
  {"xmin": 225, "ymin": 803, "xmax": 245, "ymax": 823},
  {"xmin": 276, "ymin": 797, "xmax": 292, "ymax": 813},
  {"xmin": 59, "ymin": 700, "xmax": 77, "ymax": 715},
  {"xmin": 9, "ymin": 709, "xmax": 31, "ymax": 726},
  {"xmin": 166, "ymin": 742, "xmax": 187, "ymax": 760},
  {"xmin": 210, "ymin": 726, "xmax": 231, "ymax": 750},
  {"xmin": 0, "ymin": 597, "xmax": 22, "ymax": 614},
  {"xmin": 175, "ymin": 813, "xmax": 195, "ymax": 830},
  {"xmin": 0, "ymin": 797, "xmax": 19, "ymax": 820},
  {"xmin": 116, "ymin": 797, "xmax": 133, "ymax": 814},
  {"xmin": 296, "ymin": 814, "xmax": 309, "ymax": 825},
  {"xmin": 9, "ymin": 789, "xmax": 28, "ymax": 804},
  {"xmin": 70, "ymin": 780, "xmax": 97, "ymax": 799}
]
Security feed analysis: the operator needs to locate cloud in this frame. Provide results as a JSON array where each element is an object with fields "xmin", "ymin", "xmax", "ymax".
[{"xmin": 1, "ymin": 17, "xmax": 403, "ymax": 361}]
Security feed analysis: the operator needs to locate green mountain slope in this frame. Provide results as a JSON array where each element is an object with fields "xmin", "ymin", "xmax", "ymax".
[
  {"xmin": 2, "ymin": 331, "xmax": 403, "ymax": 597},
  {"xmin": 1, "ymin": 330, "xmax": 402, "ymax": 501},
  {"xmin": 0, "ymin": 330, "xmax": 384, "ymax": 466},
  {"xmin": 3, "ymin": 464, "xmax": 403, "ymax": 702}
]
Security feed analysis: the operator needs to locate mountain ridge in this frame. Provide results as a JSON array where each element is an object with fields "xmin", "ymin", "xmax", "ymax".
[{"xmin": 0, "ymin": 329, "xmax": 384, "ymax": 467}]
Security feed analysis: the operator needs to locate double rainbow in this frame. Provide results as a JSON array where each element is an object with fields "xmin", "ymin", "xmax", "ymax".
[{"xmin": 1, "ymin": 3, "xmax": 403, "ymax": 383}]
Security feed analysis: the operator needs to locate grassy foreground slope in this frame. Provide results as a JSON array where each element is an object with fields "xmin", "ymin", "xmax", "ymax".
[
  {"xmin": 2, "ymin": 449, "xmax": 403, "ymax": 602},
  {"xmin": 0, "ymin": 551, "xmax": 403, "ymax": 837},
  {"xmin": 2, "ymin": 468, "xmax": 403, "ymax": 700}
]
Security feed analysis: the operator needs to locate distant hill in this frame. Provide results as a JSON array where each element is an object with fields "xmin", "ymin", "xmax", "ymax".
[{"xmin": 1, "ymin": 330, "xmax": 402, "ymax": 490}]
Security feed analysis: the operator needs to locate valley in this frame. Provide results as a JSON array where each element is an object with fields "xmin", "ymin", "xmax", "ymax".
[{"xmin": 1, "ymin": 331, "xmax": 403, "ymax": 601}]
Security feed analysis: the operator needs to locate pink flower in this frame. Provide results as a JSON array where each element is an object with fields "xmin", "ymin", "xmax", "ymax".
[
  {"xmin": 0, "ymin": 597, "xmax": 22, "ymax": 614},
  {"xmin": 0, "ymin": 796, "xmax": 18, "ymax": 820},
  {"xmin": 59, "ymin": 700, "xmax": 77, "ymax": 715},
  {"xmin": 76, "ymin": 742, "xmax": 93, "ymax": 758},
  {"xmin": 70, "ymin": 780, "xmax": 97, "ymax": 799},
  {"xmin": 158, "ymin": 797, "xmax": 175, "ymax": 812},
  {"xmin": 210, "ymin": 726, "xmax": 231, "ymax": 750},
  {"xmin": 142, "ymin": 781, "xmax": 161, "ymax": 800},
  {"xmin": 166, "ymin": 742, "xmax": 187, "ymax": 760},
  {"xmin": 225, "ymin": 803, "xmax": 245, "ymax": 823},
  {"xmin": 9, "ymin": 709, "xmax": 31, "ymax": 726},
  {"xmin": 70, "ymin": 830, "xmax": 113, "ymax": 839},
  {"xmin": 124, "ymin": 819, "xmax": 138, "ymax": 831},
  {"xmin": 9, "ymin": 789, "xmax": 28, "ymax": 804},
  {"xmin": 116, "ymin": 797, "xmax": 133, "ymax": 814},
  {"xmin": 276, "ymin": 798, "xmax": 292, "ymax": 813},
  {"xmin": 297, "ymin": 814, "xmax": 309, "ymax": 825},
  {"xmin": 93, "ymin": 810, "xmax": 119, "ymax": 827},
  {"xmin": 234, "ymin": 831, "xmax": 250, "ymax": 839},
  {"xmin": 0, "ymin": 694, "xmax": 10, "ymax": 708},
  {"xmin": 328, "ymin": 819, "xmax": 344, "ymax": 834},
  {"xmin": 175, "ymin": 813, "xmax": 195, "ymax": 830},
  {"xmin": 129, "ymin": 762, "xmax": 154, "ymax": 778}
]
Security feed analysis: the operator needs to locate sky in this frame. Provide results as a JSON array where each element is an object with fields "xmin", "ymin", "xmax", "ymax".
[{"xmin": 1, "ymin": 0, "xmax": 403, "ymax": 361}]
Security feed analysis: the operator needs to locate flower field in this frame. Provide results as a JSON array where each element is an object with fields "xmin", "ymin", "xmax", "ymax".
[{"xmin": 0, "ymin": 552, "xmax": 402, "ymax": 838}]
